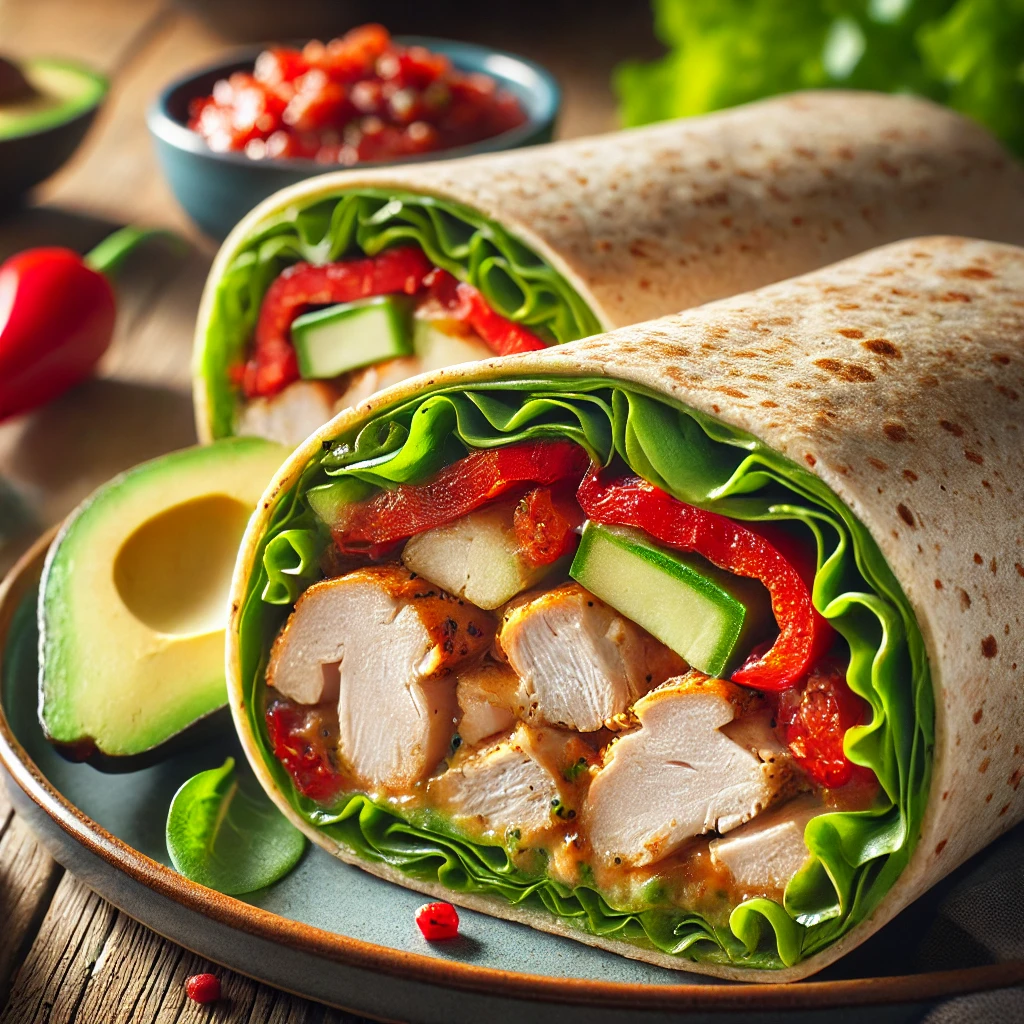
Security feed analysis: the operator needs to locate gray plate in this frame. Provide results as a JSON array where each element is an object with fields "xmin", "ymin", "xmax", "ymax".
[{"xmin": 1, "ymin": 536, "xmax": 1021, "ymax": 1023}]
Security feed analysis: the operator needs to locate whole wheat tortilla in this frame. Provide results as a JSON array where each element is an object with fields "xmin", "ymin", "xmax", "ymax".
[
  {"xmin": 228, "ymin": 235, "xmax": 1024, "ymax": 981},
  {"xmin": 196, "ymin": 90, "xmax": 1024, "ymax": 440}
]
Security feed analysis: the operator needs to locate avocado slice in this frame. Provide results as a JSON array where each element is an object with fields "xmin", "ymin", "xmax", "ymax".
[
  {"xmin": 292, "ymin": 295, "xmax": 413, "ymax": 379},
  {"xmin": 38, "ymin": 437, "xmax": 288, "ymax": 768},
  {"xmin": 0, "ymin": 58, "xmax": 105, "ymax": 140},
  {"xmin": 569, "ymin": 522, "xmax": 773, "ymax": 678}
]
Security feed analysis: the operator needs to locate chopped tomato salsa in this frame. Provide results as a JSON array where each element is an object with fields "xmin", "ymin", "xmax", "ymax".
[
  {"xmin": 415, "ymin": 901, "xmax": 460, "ymax": 940},
  {"xmin": 189, "ymin": 24, "xmax": 526, "ymax": 164}
]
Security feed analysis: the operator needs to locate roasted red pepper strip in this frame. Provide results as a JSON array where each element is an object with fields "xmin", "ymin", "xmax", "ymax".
[
  {"xmin": 425, "ymin": 268, "xmax": 548, "ymax": 356},
  {"xmin": 514, "ymin": 483, "xmax": 587, "ymax": 567},
  {"xmin": 243, "ymin": 246, "xmax": 433, "ymax": 398},
  {"xmin": 774, "ymin": 657, "xmax": 874, "ymax": 788},
  {"xmin": 265, "ymin": 700, "xmax": 345, "ymax": 803},
  {"xmin": 333, "ymin": 439, "xmax": 590, "ymax": 558},
  {"xmin": 576, "ymin": 465, "xmax": 834, "ymax": 691}
]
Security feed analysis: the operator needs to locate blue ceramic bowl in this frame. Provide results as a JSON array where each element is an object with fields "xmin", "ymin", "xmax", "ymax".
[{"xmin": 147, "ymin": 38, "xmax": 560, "ymax": 239}]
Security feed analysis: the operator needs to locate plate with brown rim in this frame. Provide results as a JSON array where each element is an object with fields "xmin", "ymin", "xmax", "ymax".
[{"xmin": 1, "ymin": 531, "xmax": 1022, "ymax": 1024}]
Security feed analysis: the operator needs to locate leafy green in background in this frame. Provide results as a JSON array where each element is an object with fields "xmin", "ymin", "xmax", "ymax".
[
  {"xmin": 166, "ymin": 757, "xmax": 306, "ymax": 895},
  {"xmin": 616, "ymin": 0, "xmax": 1024, "ymax": 157}
]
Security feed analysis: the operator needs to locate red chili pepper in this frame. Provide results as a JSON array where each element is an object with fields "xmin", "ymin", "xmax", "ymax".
[
  {"xmin": 773, "ymin": 658, "xmax": 874, "ymax": 788},
  {"xmin": 184, "ymin": 973, "xmax": 221, "ymax": 1004},
  {"xmin": 332, "ymin": 439, "xmax": 590, "ymax": 558},
  {"xmin": 576, "ymin": 465, "xmax": 834, "ymax": 691},
  {"xmin": 415, "ymin": 901, "xmax": 459, "ymax": 940},
  {"xmin": 424, "ymin": 268, "xmax": 548, "ymax": 356},
  {"xmin": 243, "ymin": 246, "xmax": 433, "ymax": 398},
  {"xmin": 514, "ymin": 483, "xmax": 586, "ymax": 566},
  {"xmin": 0, "ymin": 227, "xmax": 161, "ymax": 421}
]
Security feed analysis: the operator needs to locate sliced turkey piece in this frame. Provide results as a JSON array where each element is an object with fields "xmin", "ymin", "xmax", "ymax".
[
  {"xmin": 709, "ymin": 795, "xmax": 823, "ymax": 892},
  {"xmin": 496, "ymin": 582, "xmax": 687, "ymax": 732},
  {"xmin": 266, "ymin": 564, "xmax": 495, "ymax": 789},
  {"xmin": 455, "ymin": 659, "xmax": 525, "ymax": 746},
  {"xmin": 236, "ymin": 379, "xmax": 338, "ymax": 446},
  {"xmin": 401, "ymin": 498, "xmax": 553, "ymax": 610},
  {"xmin": 431, "ymin": 723, "xmax": 585, "ymax": 838},
  {"xmin": 585, "ymin": 672, "xmax": 801, "ymax": 867}
]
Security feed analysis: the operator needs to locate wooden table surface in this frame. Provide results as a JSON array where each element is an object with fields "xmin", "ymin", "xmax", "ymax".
[{"xmin": 0, "ymin": 1, "xmax": 655, "ymax": 1021}]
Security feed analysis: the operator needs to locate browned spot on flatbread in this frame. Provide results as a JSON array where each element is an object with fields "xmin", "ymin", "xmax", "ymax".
[
  {"xmin": 958, "ymin": 588, "xmax": 972, "ymax": 610},
  {"xmin": 974, "ymin": 553, "xmax": 984, "ymax": 564},
  {"xmin": 940, "ymin": 291, "xmax": 972, "ymax": 302},
  {"xmin": 814, "ymin": 359, "xmax": 875, "ymax": 383},
  {"xmin": 939, "ymin": 420, "xmax": 964, "ymax": 436},
  {"xmin": 934, "ymin": 579, "xmax": 943, "ymax": 590},
  {"xmin": 761, "ymin": 400, "xmax": 779, "ymax": 409},
  {"xmin": 805, "ymin": 454, "xmax": 817, "ymax": 467},
  {"xmin": 986, "ymin": 792, "xmax": 994, "ymax": 803},
  {"xmin": 863, "ymin": 339, "xmax": 901, "ymax": 359},
  {"xmin": 973, "ymin": 708, "xmax": 984, "ymax": 724},
  {"xmin": 935, "ymin": 840, "xmax": 947, "ymax": 855},
  {"xmin": 979, "ymin": 757, "xmax": 991, "ymax": 774},
  {"xmin": 992, "ymin": 353, "xmax": 1011, "ymax": 366},
  {"xmin": 997, "ymin": 385, "xmax": 1020, "ymax": 401},
  {"xmin": 982, "ymin": 635, "xmax": 998, "ymax": 658},
  {"xmin": 965, "ymin": 449, "xmax": 985, "ymax": 465},
  {"xmin": 867, "ymin": 457, "xmax": 888, "ymax": 471},
  {"xmin": 837, "ymin": 328, "xmax": 864, "ymax": 339},
  {"xmin": 896, "ymin": 503, "xmax": 915, "ymax": 527},
  {"xmin": 903, "ymin": 469, "xmax": 918, "ymax": 482},
  {"xmin": 883, "ymin": 423, "xmax": 909, "ymax": 442},
  {"xmin": 1015, "ymin": 562, "xmax": 1024, "ymax": 578},
  {"xmin": 1010, "ymin": 767, "xmax": 1024, "ymax": 790},
  {"xmin": 958, "ymin": 266, "xmax": 995, "ymax": 280},
  {"xmin": 717, "ymin": 386, "xmax": 749, "ymax": 399}
]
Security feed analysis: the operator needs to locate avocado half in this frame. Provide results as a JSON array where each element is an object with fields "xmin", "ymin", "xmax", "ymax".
[
  {"xmin": 0, "ymin": 57, "xmax": 107, "ymax": 200},
  {"xmin": 38, "ymin": 437, "xmax": 289, "ymax": 770}
]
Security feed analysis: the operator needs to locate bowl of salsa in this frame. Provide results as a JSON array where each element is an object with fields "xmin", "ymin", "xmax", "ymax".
[{"xmin": 148, "ymin": 25, "xmax": 559, "ymax": 239}]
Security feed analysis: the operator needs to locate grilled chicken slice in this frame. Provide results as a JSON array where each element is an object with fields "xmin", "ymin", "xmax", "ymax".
[
  {"xmin": 585, "ymin": 672, "xmax": 801, "ymax": 867},
  {"xmin": 236, "ymin": 379, "xmax": 338, "ymax": 446},
  {"xmin": 266, "ymin": 565, "xmax": 494, "ymax": 788},
  {"xmin": 333, "ymin": 357, "xmax": 421, "ymax": 412},
  {"xmin": 496, "ymin": 583, "xmax": 686, "ymax": 732},
  {"xmin": 455, "ymin": 659, "xmax": 525, "ymax": 746},
  {"xmin": 708, "ymin": 795, "xmax": 822, "ymax": 893},
  {"xmin": 401, "ymin": 498, "xmax": 553, "ymax": 610},
  {"xmin": 431, "ymin": 723, "xmax": 586, "ymax": 839}
]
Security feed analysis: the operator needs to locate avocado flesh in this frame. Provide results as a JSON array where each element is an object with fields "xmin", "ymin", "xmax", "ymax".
[
  {"xmin": 0, "ymin": 59, "xmax": 106, "ymax": 140},
  {"xmin": 569, "ymin": 522, "xmax": 773, "ymax": 678},
  {"xmin": 38, "ymin": 437, "xmax": 288, "ymax": 765}
]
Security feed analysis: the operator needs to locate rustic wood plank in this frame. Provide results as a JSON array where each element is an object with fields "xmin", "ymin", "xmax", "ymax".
[
  {"xmin": 0, "ymin": 816, "xmax": 62, "ymax": 1006},
  {"xmin": 0, "ymin": 0, "xmax": 168, "ymax": 75},
  {"xmin": 0, "ymin": 872, "xmax": 117, "ymax": 1024},
  {"xmin": 40, "ymin": 10, "xmax": 228, "ymax": 234}
]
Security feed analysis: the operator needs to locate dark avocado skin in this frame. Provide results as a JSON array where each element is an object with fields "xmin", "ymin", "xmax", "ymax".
[
  {"xmin": 46, "ymin": 703, "xmax": 235, "ymax": 773},
  {"xmin": 0, "ymin": 59, "xmax": 105, "ymax": 202}
]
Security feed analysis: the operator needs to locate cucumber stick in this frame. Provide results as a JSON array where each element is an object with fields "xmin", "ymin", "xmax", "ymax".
[
  {"xmin": 569, "ymin": 523, "xmax": 772, "ymax": 678},
  {"xmin": 292, "ymin": 295, "xmax": 413, "ymax": 379}
]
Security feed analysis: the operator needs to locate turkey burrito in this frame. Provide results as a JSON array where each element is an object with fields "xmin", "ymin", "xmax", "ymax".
[
  {"xmin": 227, "ymin": 236, "xmax": 1024, "ymax": 980},
  {"xmin": 195, "ymin": 91, "xmax": 1024, "ymax": 447}
]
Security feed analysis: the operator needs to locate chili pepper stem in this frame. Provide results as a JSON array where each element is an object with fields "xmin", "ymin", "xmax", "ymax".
[{"xmin": 84, "ymin": 226, "xmax": 181, "ymax": 279}]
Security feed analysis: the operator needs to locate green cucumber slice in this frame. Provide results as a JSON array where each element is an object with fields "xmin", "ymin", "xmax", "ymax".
[
  {"xmin": 291, "ymin": 295, "xmax": 413, "ymax": 379},
  {"xmin": 569, "ymin": 522, "xmax": 773, "ymax": 678}
]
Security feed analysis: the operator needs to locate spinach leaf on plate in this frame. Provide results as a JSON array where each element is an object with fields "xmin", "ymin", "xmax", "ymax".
[{"xmin": 166, "ymin": 757, "xmax": 306, "ymax": 895}]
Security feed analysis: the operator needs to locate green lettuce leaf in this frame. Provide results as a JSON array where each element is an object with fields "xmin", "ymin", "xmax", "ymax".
[
  {"xmin": 615, "ymin": 0, "xmax": 1024, "ymax": 158},
  {"xmin": 238, "ymin": 377, "xmax": 932, "ymax": 970},
  {"xmin": 197, "ymin": 190, "xmax": 602, "ymax": 440}
]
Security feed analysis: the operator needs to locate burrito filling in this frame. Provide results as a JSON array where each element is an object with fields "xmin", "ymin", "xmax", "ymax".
[
  {"xmin": 199, "ymin": 192, "xmax": 600, "ymax": 443},
  {"xmin": 240, "ymin": 380, "xmax": 930, "ymax": 969}
]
